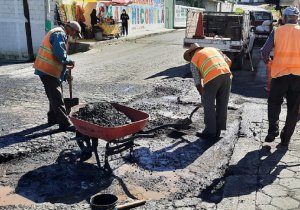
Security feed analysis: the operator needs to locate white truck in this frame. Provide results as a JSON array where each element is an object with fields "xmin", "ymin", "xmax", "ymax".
[{"xmin": 183, "ymin": 10, "xmax": 254, "ymax": 69}]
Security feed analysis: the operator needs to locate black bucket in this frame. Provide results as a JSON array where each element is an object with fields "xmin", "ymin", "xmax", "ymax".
[{"xmin": 90, "ymin": 194, "xmax": 118, "ymax": 210}]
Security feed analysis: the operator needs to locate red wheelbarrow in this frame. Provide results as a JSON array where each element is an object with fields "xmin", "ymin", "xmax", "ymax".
[
  {"xmin": 69, "ymin": 102, "xmax": 199, "ymax": 171},
  {"xmin": 69, "ymin": 103, "xmax": 150, "ymax": 171}
]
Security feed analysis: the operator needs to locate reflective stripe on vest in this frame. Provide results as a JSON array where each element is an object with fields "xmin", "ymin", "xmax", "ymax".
[
  {"xmin": 33, "ymin": 27, "xmax": 64, "ymax": 78},
  {"xmin": 271, "ymin": 24, "xmax": 300, "ymax": 78},
  {"xmin": 191, "ymin": 47, "xmax": 231, "ymax": 85}
]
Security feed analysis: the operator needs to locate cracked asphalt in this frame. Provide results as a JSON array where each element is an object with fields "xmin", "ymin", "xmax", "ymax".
[{"xmin": 0, "ymin": 30, "xmax": 299, "ymax": 210}]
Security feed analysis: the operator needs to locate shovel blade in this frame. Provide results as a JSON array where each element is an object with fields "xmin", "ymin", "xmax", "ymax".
[
  {"xmin": 64, "ymin": 98, "xmax": 79, "ymax": 115},
  {"xmin": 174, "ymin": 118, "xmax": 193, "ymax": 130}
]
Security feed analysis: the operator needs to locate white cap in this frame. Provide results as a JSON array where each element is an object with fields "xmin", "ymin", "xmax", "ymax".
[
  {"xmin": 283, "ymin": 6, "xmax": 299, "ymax": 16},
  {"xmin": 66, "ymin": 21, "xmax": 82, "ymax": 38}
]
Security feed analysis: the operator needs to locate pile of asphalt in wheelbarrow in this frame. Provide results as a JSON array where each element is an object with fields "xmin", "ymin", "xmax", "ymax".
[{"xmin": 72, "ymin": 102, "xmax": 131, "ymax": 127}]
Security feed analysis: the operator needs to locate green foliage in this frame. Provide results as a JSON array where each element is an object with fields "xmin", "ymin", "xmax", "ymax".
[{"xmin": 234, "ymin": 8, "xmax": 244, "ymax": 15}]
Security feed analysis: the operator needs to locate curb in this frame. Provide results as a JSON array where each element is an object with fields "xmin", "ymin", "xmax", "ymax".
[{"xmin": 68, "ymin": 29, "xmax": 178, "ymax": 54}]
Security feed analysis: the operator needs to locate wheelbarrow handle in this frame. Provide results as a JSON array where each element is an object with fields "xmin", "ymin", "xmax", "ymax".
[{"xmin": 116, "ymin": 199, "xmax": 146, "ymax": 210}]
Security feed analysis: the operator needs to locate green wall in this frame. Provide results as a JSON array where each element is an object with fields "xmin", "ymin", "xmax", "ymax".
[{"xmin": 165, "ymin": 0, "xmax": 174, "ymax": 28}]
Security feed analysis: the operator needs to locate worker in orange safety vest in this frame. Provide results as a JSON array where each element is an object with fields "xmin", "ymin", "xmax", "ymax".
[
  {"xmin": 184, "ymin": 44, "xmax": 232, "ymax": 140},
  {"xmin": 33, "ymin": 21, "xmax": 82, "ymax": 132},
  {"xmin": 260, "ymin": 6, "xmax": 300, "ymax": 146}
]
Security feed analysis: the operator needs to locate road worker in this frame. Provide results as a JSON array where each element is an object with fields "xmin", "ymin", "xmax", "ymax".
[
  {"xmin": 260, "ymin": 6, "xmax": 300, "ymax": 146},
  {"xmin": 184, "ymin": 44, "xmax": 232, "ymax": 140},
  {"xmin": 33, "ymin": 21, "xmax": 82, "ymax": 132}
]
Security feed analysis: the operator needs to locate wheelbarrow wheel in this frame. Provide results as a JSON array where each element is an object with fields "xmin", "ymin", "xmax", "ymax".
[
  {"xmin": 75, "ymin": 133, "xmax": 95, "ymax": 161},
  {"xmin": 75, "ymin": 132, "xmax": 101, "ymax": 168}
]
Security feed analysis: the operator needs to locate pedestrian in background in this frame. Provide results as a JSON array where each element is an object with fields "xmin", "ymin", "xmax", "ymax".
[
  {"xmin": 184, "ymin": 44, "xmax": 232, "ymax": 140},
  {"xmin": 260, "ymin": 6, "xmax": 300, "ymax": 146},
  {"xmin": 90, "ymin": 9, "xmax": 100, "ymax": 37},
  {"xmin": 120, "ymin": 9, "xmax": 129, "ymax": 36},
  {"xmin": 33, "ymin": 21, "xmax": 82, "ymax": 132}
]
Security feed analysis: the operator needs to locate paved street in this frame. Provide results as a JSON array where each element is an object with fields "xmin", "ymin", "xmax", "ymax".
[{"xmin": 0, "ymin": 30, "xmax": 299, "ymax": 210}]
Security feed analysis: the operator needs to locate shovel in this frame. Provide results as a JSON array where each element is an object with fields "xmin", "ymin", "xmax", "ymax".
[
  {"xmin": 173, "ymin": 105, "xmax": 201, "ymax": 129},
  {"xmin": 64, "ymin": 70, "xmax": 79, "ymax": 115}
]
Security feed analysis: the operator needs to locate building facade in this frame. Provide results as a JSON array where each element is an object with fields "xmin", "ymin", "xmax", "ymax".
[{"xmin": 0, "ymin": 0, "xmax": 56, "ymax": 60}]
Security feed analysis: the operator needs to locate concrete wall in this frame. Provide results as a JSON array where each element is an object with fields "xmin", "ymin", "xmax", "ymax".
[
  {"xmin": 0, "ymin": 0, "xmax": 57, "ymax": 60},
  {"xmin": 165, "ymin": 0, "xmax": 174, "ymax": 28},
  {"xmin": 220, "ymin": 1, "xmax": 234, "ymax": 12},
  {"xmin": 0, "ymin": 0, "xmax": 27, "ymax": 60},
  {"xmin": 203, "ymin": 1, "xmax": 218, "ymax": 12}
]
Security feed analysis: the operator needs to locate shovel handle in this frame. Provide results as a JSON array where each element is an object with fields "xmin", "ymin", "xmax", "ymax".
[
  {"xmin": 116, "ymin": 199, "xmax": 146, "ymax": 210},
  {"xmin": 68, "ymin": 70, "xmax": 73, "ymax": 99},
  {"xmin": 189, "ymin": 105, "xmax": 201, "ymax": 120}
]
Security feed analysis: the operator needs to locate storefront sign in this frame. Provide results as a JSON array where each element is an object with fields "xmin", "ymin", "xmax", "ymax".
[
  {"xmin": 59, "ymin": 0, "xmax": 164, "ymax": 34},
  {"xmin": 174, "ymin": 5, "xmax": 204, "ymax": 28}
]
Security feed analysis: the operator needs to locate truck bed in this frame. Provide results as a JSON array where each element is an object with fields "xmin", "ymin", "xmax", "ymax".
[{"xmin": 184, "ymin": 11, "xmax": 251, "ymax": 53}]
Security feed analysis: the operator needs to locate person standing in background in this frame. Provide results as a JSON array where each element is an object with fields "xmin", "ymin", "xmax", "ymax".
[
  {"xmin": 120, "ymin": 9, "xmax": 129, "ymax": 36},
  {"xmin": 90, "ymin": 9, "xmax": 100, "ymax": 37}
]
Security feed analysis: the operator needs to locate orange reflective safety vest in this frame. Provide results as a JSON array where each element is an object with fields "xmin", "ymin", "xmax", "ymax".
[
  {"xmin": 271, "ymin": 24, "xmax": 300, "ymax": 78},
  {"xmin": 191, "ymin": 47, "xmax": 231, "ymax": 85},
  {"xmin": 33, "ymin": 27, "xmax": 65, "ymax": 78}
]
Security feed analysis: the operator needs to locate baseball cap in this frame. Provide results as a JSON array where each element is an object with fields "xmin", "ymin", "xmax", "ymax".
[
  {"xmin": 283, "ymin": 6, "xmax": 300, "ymax": 16},
  {"xmin": 66, "ymin": 21, "xmax": 82, "ymax": 38}
]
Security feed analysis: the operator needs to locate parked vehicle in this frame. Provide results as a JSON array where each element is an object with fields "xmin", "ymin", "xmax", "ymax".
[
  {"xmin": 184, "ymin": 10, "xmax": 254, "ymax": 69},
  {"xmin": 250, "ymin": 10, "xmax": 274, "ymax": 40}
]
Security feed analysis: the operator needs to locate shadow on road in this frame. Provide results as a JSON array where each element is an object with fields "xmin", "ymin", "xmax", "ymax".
[
  {"xmin": 199, "ymin": 145, "xmax": 288, "ymax": 203},
  {"xmin": 134, "ymin": 130, "xmax": 218, "ymax": 171},
  {"xmin": 16, "ymin": 149, "xmax": 138, "ymax": 204},
  {"xmin": 145, "ymin": 64, "xmax": 191, "ymax": 80},
  {"xmin": 16, "ymin": 149, "xmax": 115, "ymax": 204},
  {"xmin": 231, "ymin": 47, "xmax": 269, "ymax": 99},
  {"xmin": 0, "ymin": 124, "xmax": 63, "ymax": 148},
  {"xmin": 231, "ymin": 69, "xmax": 268, "ymax": 99}
]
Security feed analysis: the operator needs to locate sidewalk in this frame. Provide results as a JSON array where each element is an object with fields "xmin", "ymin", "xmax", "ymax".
[
  {"xmin": 215, "ymin": 103, "xmax": 300, "ymax": 210},
  {"xmin": 69, "ymin": 28, "xmax": 177, "ymax": 54}
]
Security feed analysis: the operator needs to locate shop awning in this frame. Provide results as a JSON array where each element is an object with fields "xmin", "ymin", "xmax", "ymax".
[
  {"xmin": 112, "ymin": 0, "xmax": 132, "ymax": 4},
  {"xmin": 72, "ymin": 0, "xmax": 132, "ymax": 3}
]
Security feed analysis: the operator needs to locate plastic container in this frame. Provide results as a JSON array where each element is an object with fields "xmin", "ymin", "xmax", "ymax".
[{"xmin": 94, "ymin": 28, "xmax": 103, "ymax": 41}]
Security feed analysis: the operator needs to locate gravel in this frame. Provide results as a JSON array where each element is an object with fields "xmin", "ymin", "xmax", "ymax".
[{"xmin": 72, "ymin": 102, "xmax": 131, "ymax": 127}]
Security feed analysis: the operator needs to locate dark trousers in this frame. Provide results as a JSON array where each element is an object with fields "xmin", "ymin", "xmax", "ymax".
[
  {"xmin": 268, "ymin": 75, "xmax": 300, "ymax": 141},
  {"xmin": 202, "ymin": 74, "xmax": 232, "ymax": 134},
  {"xmin": 40, "ymin": 75, "xmax": 70, "ymax": 127},
  {"xmin": 121, "ymin": 23, "xmax": 128, "ymax": 36}
]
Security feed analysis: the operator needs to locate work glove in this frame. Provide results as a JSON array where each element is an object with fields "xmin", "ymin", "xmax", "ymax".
[
  {"xmin": 66, "ymin": 60, "xmax": 75, "ymax": 70},
  {"xmin": 63, "ymin": 70, "xmax": 73, "ymax": 83}
]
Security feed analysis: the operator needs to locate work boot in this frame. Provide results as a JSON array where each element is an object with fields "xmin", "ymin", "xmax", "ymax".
[
  {"xmin": 265, "ymin": 130, "xmax": 279, "ymax": 142},
  {"xmin": 196, "ymin": 131, "xmax": 217, "ymax": 140},
  {"xmin": 279, "ymin": 128, "xmax": 290, "ymax": 147},
  {"xmin": 216, "ymin": 129, "xmax": 221, "ymax": 138}
]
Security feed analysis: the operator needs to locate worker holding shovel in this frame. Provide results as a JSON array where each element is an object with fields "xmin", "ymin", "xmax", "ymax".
[
  {"xmin": 33, "ymin": 21, "xmax": 82, "ymax": 132},
  {"xmin": 184, "ymin": 44, "xmax": 232, "ymax": 140}
]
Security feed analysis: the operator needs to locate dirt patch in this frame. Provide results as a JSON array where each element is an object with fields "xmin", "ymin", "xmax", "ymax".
[
  {"xmin": 0, "ymin": 186, "xmax": 34, "ymax": 206},
  {"xmin": 72, "ymin": 102, "xmax": 131, "ymax": 127}
]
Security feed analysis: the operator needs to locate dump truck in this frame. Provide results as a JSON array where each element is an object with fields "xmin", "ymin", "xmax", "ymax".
[{"xmin": 183, "ymin": 10, "xmax": 254, "ymax": 69}]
